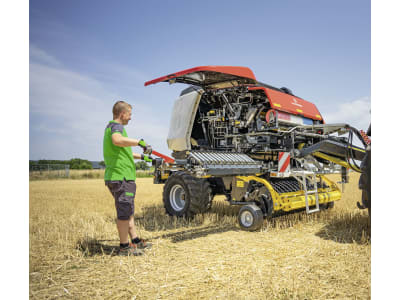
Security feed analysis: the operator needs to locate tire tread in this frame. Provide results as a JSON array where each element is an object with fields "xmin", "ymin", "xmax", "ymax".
[{"xmin": 163, "ymin": 171, "xmax": 212, "ymax": 217}]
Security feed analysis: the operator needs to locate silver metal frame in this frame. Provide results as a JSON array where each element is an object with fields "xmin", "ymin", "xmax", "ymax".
[{"xmin": 291, "ymin": 170, "xmax": 320, "ymax": 214}]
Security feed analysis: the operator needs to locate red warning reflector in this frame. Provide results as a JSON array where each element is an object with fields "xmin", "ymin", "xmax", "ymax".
[
  {"xmin": 360, "ymin": 130, "xmax": 371, "ymax": 145},
  {"xmin": 278, "ymin": 152, "xmax": 290, "ymax": 173}
]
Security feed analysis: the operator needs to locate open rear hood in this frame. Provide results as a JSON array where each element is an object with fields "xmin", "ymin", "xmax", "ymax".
[
  {"xmin": 145, "ymin": 66, "xmax": 324, "ymax": 121},
  {"xmin": 144, "ymin": 66, "xmax": 257, "ymax": 88}
]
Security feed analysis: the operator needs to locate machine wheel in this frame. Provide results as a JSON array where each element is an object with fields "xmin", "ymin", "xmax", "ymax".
[
  {"xmin": 238, "ymin": 204, "xmax": 264, "ymax": 231},
  {"xmin": 362, "ymin": 190, "xmax": 371, "ymax": 216},
  {"xmin": 163, "ymin": 171, "xmax": 213, "ymax": 217},
  {"xmin": 320, "ymin": 201, "xmax": 334, "ymax": 210}
]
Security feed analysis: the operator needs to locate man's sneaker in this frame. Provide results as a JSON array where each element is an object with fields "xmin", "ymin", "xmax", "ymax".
[
  {"xmin": 118, "ymin": 244, "xmax": 143, "ymax": 256},
  {"xmin": 135, "ymin": 239, "xmax": 152, "ymax": 250}
]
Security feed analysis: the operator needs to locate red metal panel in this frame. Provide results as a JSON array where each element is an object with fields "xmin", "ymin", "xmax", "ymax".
[
  {"xmin": 144, "ymin": 66, "xmax": 256, "ymax": 86},
  {"xmin": 248, "ymin": 87, "xmax": 323, "ymax": 122}
]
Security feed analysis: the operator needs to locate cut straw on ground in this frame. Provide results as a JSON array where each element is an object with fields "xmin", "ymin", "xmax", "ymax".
[{"xmin": 30, "ymin": 173, "xmax": 370, "ymax": 299}]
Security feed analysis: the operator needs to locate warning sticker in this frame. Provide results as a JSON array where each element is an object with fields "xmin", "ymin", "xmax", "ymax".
[{"xmin": 236, "ymin": 180, "xmax": 244, "ymax": 188}]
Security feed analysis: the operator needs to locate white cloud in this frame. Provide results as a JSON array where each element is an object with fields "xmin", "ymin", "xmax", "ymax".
[
  {"xmin": 321, "ymin": 96, "xmax": 371, "ymax": 131},
  {"xmin": 30, "ymin": 47, "xmax": 170, "ymax": 160},
  {"xmin": 30, "ymin": 44, "xmax": 61, "ymax": 67}
]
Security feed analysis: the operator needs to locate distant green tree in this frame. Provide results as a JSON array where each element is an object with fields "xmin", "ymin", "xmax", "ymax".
[
  {"xmin": 80, "ymin": 162, "xmax": 93, "ymax": 170},
  {"xmin": 136, "ymin": 161, "xmax": 150, "ymax": 170},
  {"xmin": 70, "ymin": 163, "xmax": 79, "ymax": 169},
  {"xmin": 99, "ymin": 161, "xmax": 105, "ymax": 167},
  {"xmin": 68, "ymin": 158, "xmax": 93, "ymax": 170}
]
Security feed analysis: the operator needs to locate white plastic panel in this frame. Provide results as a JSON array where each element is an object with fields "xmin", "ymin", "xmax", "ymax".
[{"xmin": 167, "ymin": 90, "xmax": 203, "ymax": 151}]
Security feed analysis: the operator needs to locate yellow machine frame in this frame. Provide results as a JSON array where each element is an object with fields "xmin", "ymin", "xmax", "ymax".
[{"xmin": 235, "ymin": 175, "xmax": 341, "ymax": 212}]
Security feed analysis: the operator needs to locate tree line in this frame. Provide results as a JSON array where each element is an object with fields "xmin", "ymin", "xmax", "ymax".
[
  {"xmin": 29, "ymin": 159, "xmax": 150, "ymax": 170},
  {"xmin": 29, "ymin": 158, "xmax": 94, "ymax": 170}
]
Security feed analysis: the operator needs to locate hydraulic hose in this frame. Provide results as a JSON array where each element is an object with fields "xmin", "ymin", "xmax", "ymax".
[{"xmin": 345, "ymin": 126, "xmax": 367, "ymax": 173}]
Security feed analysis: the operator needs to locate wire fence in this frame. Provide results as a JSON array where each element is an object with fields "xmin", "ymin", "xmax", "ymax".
[{"xmin": 29, "ymin": 164, "xmax": 70, "ymax": 180}]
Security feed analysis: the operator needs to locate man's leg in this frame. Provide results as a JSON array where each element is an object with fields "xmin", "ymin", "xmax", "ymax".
[
  {"xmin": 128, "ymin": 215, "xmax": 138, "ymax": 240},
  {"xmin": 116, "ymin": 219, "xmax": 130, "ymax": 244},
  {"xmin": 128, "ymin": 214, "xmax": 152, "ymax": 249},
  {"xmin": 115, "ymin": 218, "xmax": 143, "ymax": 256},
  {"xmin": 106, "ymin": 181, "xmax": 143, "ymax": 256}
]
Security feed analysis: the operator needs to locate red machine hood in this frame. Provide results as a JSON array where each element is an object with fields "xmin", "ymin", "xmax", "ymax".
[
  {"xmin": 144, "ymin": 66, "xmax": 257, "ymax": 88},
  {"xmin": 248, "ymin": 86, "xmax": 323, "ymax": 121}
]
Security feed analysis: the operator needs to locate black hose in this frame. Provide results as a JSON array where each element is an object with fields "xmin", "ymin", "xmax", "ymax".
[{"xmin": 345, "ymin": 126, "xmax": 367, "ymax": 172}]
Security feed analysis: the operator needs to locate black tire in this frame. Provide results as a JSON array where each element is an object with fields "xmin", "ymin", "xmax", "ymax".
[
  {"xmin": 319, "ymin": 203, "xmax": 328, "ymax": 210},
  {"xmin": 326, "ymin": 201, "xmax": 335, "ymax": 209},
  {"xmin": 320, "ymin": 201, "xmax": 334, "ymax": 210},
  {"xmin": 238, "ymin": 204, "xmax": 264, "ymax": 231},
  {"xmin": 362, "ymin": 190, "xmax": 371, "ymax": 217},
  {"xmin": 163, "ymin": 171, "xmax": 213, "ymax": 217}
]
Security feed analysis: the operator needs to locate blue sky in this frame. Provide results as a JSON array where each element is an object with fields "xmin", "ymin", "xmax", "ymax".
[{"xmin": 29, "ymin": 0, "xmax": 371, "ymax": 161}]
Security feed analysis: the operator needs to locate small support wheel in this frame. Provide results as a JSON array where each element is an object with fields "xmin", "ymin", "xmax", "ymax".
[{"xmin": 238, "ymin": 204, "xmax": 264, "ymax": 231}]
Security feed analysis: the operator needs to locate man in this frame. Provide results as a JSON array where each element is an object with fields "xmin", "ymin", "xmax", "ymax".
[{"xmin": 103, "ymin": 100, "xmax": 153, "ymax": 256}]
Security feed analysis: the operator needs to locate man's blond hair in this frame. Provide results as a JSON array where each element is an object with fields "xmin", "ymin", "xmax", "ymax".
[{"xmin": 112, "ymin": 101, "xmax": 132, "ymax": 119}]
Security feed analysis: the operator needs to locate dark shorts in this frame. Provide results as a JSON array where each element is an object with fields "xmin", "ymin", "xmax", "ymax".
[{"xmin": 105, "ymin": 180, "xmax": 136, "ymax": 220}]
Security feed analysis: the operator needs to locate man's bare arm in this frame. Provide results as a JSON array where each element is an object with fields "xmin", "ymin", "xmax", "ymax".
[
  {"xmin": 112, "ymin": 133, "xmax": 140, "ymax": 147},
  {"xmin": 132, "ymin": 152, "xmax": 142, "ymax": 159}
]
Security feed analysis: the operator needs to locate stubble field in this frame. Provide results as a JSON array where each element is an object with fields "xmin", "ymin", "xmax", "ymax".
[{"xmin": 30, "ymin": 173, "xmax": 370, "ymax": 299}]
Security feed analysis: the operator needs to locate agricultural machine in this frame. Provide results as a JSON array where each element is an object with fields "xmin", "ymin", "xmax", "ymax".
[{"xmin": 144, "ymin": 66, "xmax": 371, "ymax": 231}]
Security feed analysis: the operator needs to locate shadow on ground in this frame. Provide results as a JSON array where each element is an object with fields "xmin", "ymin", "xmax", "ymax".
[
  {"xmin": 315, "ymin": 212, "xmax": 370, "ymax": 244},
  {"xmin": 152, "ymin": 224, "xmax": 239, "ymax": 243},
  {"xmin": 77, "ymin": 238, "xmax": 119, "ymax": 257},
  {"xmin": 76, "ymin": 224, "xmax": 238, "ymax": 256},
  {"xmin": 136, "ymin": 202, "xmax": 240, "ymax": 232}
]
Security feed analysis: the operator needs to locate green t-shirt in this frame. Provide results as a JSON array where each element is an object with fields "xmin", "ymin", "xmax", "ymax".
[{"xmin": 103, "ymin": 120, "xmax": 136, "ymax": 181}]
